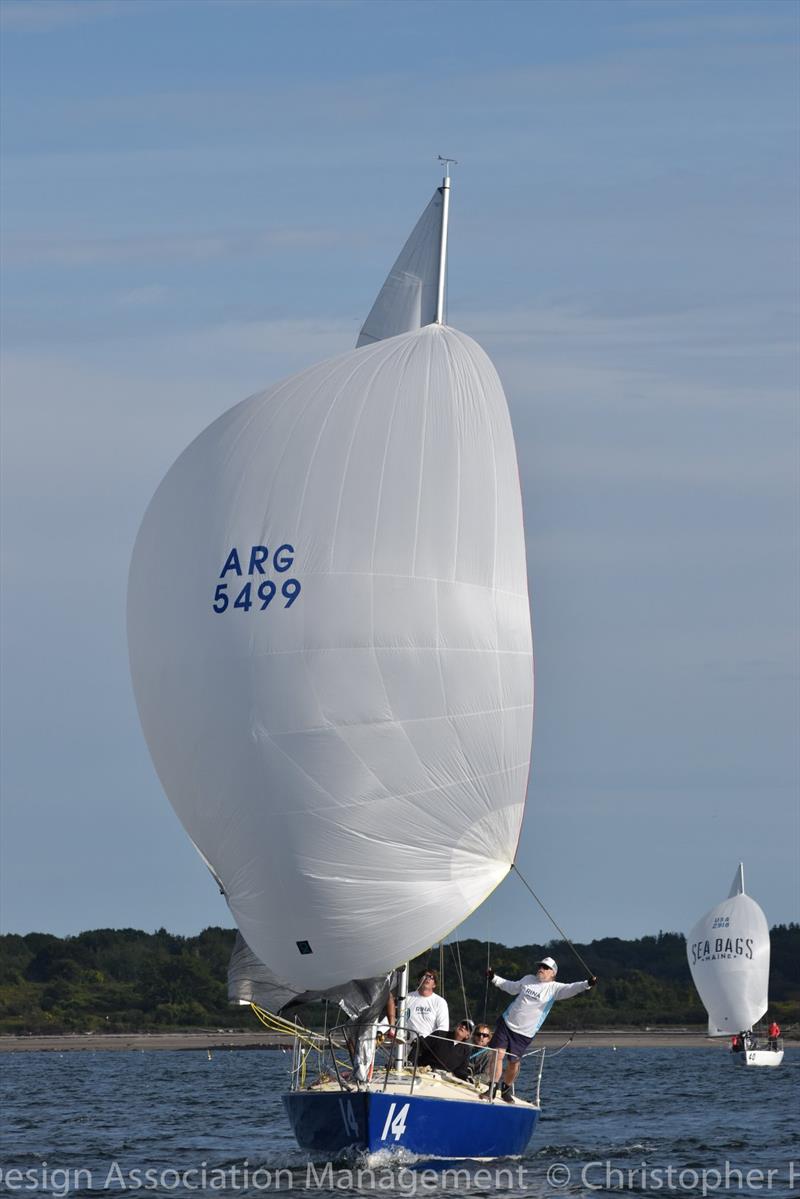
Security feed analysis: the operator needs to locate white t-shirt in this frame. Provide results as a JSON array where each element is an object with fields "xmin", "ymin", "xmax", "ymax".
[
  {"xmin": 492, "ymin": 974, "xmax": 589, "ymax": 1037},
  {"xmin": 403, "ymin": 990, "xmax": 449, "ymax": 1038}
]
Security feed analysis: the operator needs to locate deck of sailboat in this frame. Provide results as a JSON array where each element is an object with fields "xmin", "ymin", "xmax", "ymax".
[
  {"xmin": 285, "ymin": 1065, "xmax": 541, "ymax": 1157},
  {"xmin": 305, "ymin": 1067, "xmax": 539, "ymax": 1110}
]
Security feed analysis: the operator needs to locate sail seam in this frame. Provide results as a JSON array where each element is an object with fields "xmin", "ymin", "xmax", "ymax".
[
  {"xmin": 299, "ymin": 570, "xmax": 528, "ymax": 600},
  {"xmin": 410, "ymin": 335, "xmax": 432, "ymax": 576},
  {"xmin": 242, "ymin": 646, "xmax": 531, "ymax": 657},
  {"xmin": 439, "ymin": 331, "xmax": 462, "ymax": 581},
  {"xmin": 250, "ymin": 723, "xmax": 348, "ymax": 808},
  {"xmin": 240, "ymin": 361, "xmax": 348, "ymax": 800},
  {"xmin": 364, "ymin": 336, "xmax": 441, "ymax": 792},
  {"xmin": 221, "ymin": 369, "xmax": 317, "ymax": 633},
  {"xmin": 267, "ymin": 702, "xmax": 533, "ymax": 738},
  {"xmin": 454, "ymin": 329, "xmax": 501, "ymax": 590},
  {"xmin": 328, "ymin": 335, "xmax": 415, "ymax": 571},
  {"xmin": 269, "ymin": 759, "xmax": 530, "ymax": 819},
  {"xmin": 433, "ymin": 332, "xmax": 492, "ymax": 813},
  {"xmin": 255, "ymin": 339, "xmax": 391, "ymax": 543},
  {"xmin": 249, "ymin": 339, "xmax": 399, "ymax": 756},
  {"xmin": 294, "ymin": 357, "xmax": 380, "ymax": 539}
]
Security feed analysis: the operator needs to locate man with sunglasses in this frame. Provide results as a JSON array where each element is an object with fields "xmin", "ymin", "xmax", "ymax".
[
  {"xmin": 468, "ymin": 1024, "xmax": 495, "ymax": 1084},
  {"xmin": 483, "ymin": 957, "xmax": 597, "ymax": 1102},
  {"xmin": 387, "ymin": 968, "xmax": 449, "ymax": 1041},
  {"xmin": 419, "ymin": 1017, "xmax": 474, "ymax": 1078}
]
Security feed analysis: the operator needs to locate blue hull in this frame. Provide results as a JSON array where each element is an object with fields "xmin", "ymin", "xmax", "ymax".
[{"xmin": 283, "ymin": 1089, "xmax": 539, "ymax": 1159}]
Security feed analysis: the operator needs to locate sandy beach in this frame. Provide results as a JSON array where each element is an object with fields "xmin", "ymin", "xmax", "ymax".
[{"xmin": 4, "ymin": 1029, "xmax": 793, "ymax": 1053}]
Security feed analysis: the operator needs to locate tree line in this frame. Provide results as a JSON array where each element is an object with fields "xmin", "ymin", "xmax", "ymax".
[{"xmin": 0, "ymin": 924, "xmax": 796, "ymax": 1035}]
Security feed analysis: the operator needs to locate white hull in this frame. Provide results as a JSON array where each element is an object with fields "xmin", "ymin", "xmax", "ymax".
[{"xmin": 732, "ymin": 1049, "xmax": 784, "ymax": 1068}]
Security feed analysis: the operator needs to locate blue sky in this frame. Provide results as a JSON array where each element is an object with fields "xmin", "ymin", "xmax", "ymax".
[{"xmin": 1, "ymin": 0, "xmax": 798, "ymax": 953}]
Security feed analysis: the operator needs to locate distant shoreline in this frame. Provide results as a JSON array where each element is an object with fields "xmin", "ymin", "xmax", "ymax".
[{"xmin": 3, "ymin": 1029, "xmax": 794, "ymax": 1053}]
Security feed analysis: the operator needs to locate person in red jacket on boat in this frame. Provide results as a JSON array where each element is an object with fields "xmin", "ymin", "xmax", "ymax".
[{"xmin": 768, "ymin": 1021, "xmax": 781, "ymax": 1049}]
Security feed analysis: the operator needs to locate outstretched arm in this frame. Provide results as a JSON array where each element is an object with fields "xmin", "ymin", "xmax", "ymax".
[
  {"xmin": 492, "ymin": 974, "xmax": 523, "ymax": 996},
  {"xmin": 554, "ymin": 978, "xmax": 596, "ymax": 1000}
]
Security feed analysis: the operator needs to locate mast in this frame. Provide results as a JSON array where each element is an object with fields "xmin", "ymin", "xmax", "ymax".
[
  {"xmin": 394, "ymin": 962, "xmax": 409, "ymax": 1072},
  {"xmin": 435, "ymin": 157, "xmax": 457, "ymax": 325},
  {"xmin": 729, "ymin": 862, "xmax": 745, "ymax": 897}
]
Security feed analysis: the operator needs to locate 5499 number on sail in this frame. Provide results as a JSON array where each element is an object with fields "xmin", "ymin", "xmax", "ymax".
[{"xmin": 212, "ymin": 543, "xmax": 302, "ymax": 614}]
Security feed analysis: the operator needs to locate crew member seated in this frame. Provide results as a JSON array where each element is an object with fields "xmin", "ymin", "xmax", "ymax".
[{"xmin": 418, "ymin": 1019, "xmax": 473, "ymax": 1079}]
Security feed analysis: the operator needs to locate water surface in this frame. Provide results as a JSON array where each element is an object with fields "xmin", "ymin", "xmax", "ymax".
[{"xmin": 1, "ymin": 1047, "xmax": 797, "ymax": 1196}]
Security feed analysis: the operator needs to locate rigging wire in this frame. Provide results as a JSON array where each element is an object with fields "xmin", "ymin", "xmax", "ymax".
[
  {"xmin": 482, "ymin": 940, "xmax": 491, "ymax": 1023},
  {"xmin": 447, "ymin": 939, "xmax": 470, "ymax": 1022},
  {"xmin": 511, "ymin": 863, "xmax": 594, "ymax": 978},
  {"xmin": 522, "ymin": 1030, "xmax": 578, "ymax": 1060},
  {"xmin": 454, "ymin": 938, "xmax": 469, "ymax": 1021}
]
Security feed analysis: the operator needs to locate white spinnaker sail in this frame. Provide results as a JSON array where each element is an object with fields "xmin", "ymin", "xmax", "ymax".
[
  {"xmin": 686, "ymin": 865, "xmax": 770, "ymax": 1035},
  {"xmin": 356, "ymin": 189, "xmax": 443, "ymax": 347},
  {"xmin": 128, "ymin": 324, "xmax": 533, "ymax": 991}
]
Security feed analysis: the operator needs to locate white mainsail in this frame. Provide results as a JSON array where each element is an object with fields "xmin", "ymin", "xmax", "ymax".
[
  {"xmin": 128, "ymin": 317, "xmax": 533, "ymax": 993},
  {"xmin": 686, "ymin": 863, "xmax": 770, "ymax": 1036},
  {"xmin": 356, "ymin": 188, "xmax": 444, "ymax": 347}
]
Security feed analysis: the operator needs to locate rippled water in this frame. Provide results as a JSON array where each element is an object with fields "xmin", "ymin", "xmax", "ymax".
[{"xmin": 1, "ymin": 1048, "xmax": 797, "ymax": 1196}]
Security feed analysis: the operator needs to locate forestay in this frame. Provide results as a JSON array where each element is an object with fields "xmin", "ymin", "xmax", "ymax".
[
  {"xmin": 686, "ymin": 864, "xmax": 770, "ymax": 1035},
  {"xmin": 128, "ymin": 323, "xmax": 533, "ymax": 993},
  {"xmin": 356, "ymin": 189, "xmax": 443, "ymax": 347}
]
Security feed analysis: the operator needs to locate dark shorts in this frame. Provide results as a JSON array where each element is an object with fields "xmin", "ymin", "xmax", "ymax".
[{"xmin": 488, "ymin": 1016, "xmax": 532, "ymax": 1062}]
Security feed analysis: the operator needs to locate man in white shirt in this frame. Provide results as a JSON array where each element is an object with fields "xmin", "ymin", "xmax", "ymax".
[
  {"xmin": 483, "ymin": 956, "xmax": 597, "ymax": 1102},
  {"xmin": 387, "ymin": 968, "xmax": 449, "ymax": 1043}
]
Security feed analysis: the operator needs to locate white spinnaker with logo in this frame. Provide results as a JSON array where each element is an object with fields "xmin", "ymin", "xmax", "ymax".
[
  {"xmin": 686, "ymin": 864, "xmax": 770, "ymax": 1035},
  {"xmin": 356, "ymin": 189, "xmax": 443, "ymax": 347},
  {"xmin": 128, "ymin": 323, "xmax": 533, "ymax": 992}
]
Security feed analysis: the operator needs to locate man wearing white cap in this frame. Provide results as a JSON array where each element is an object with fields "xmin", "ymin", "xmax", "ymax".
[{"xmin": 482, "ymin": 957, "xmax": 597, "ymax": 1102}]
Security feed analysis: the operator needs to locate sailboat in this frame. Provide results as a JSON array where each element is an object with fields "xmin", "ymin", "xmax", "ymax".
[
  {"xmin": 687, "ymin": 864, "xmax": 783, "ymax": 1068},
  {"xmin": 128, "ymin": 166, "xmax": 541, "ymax": 1156}
]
